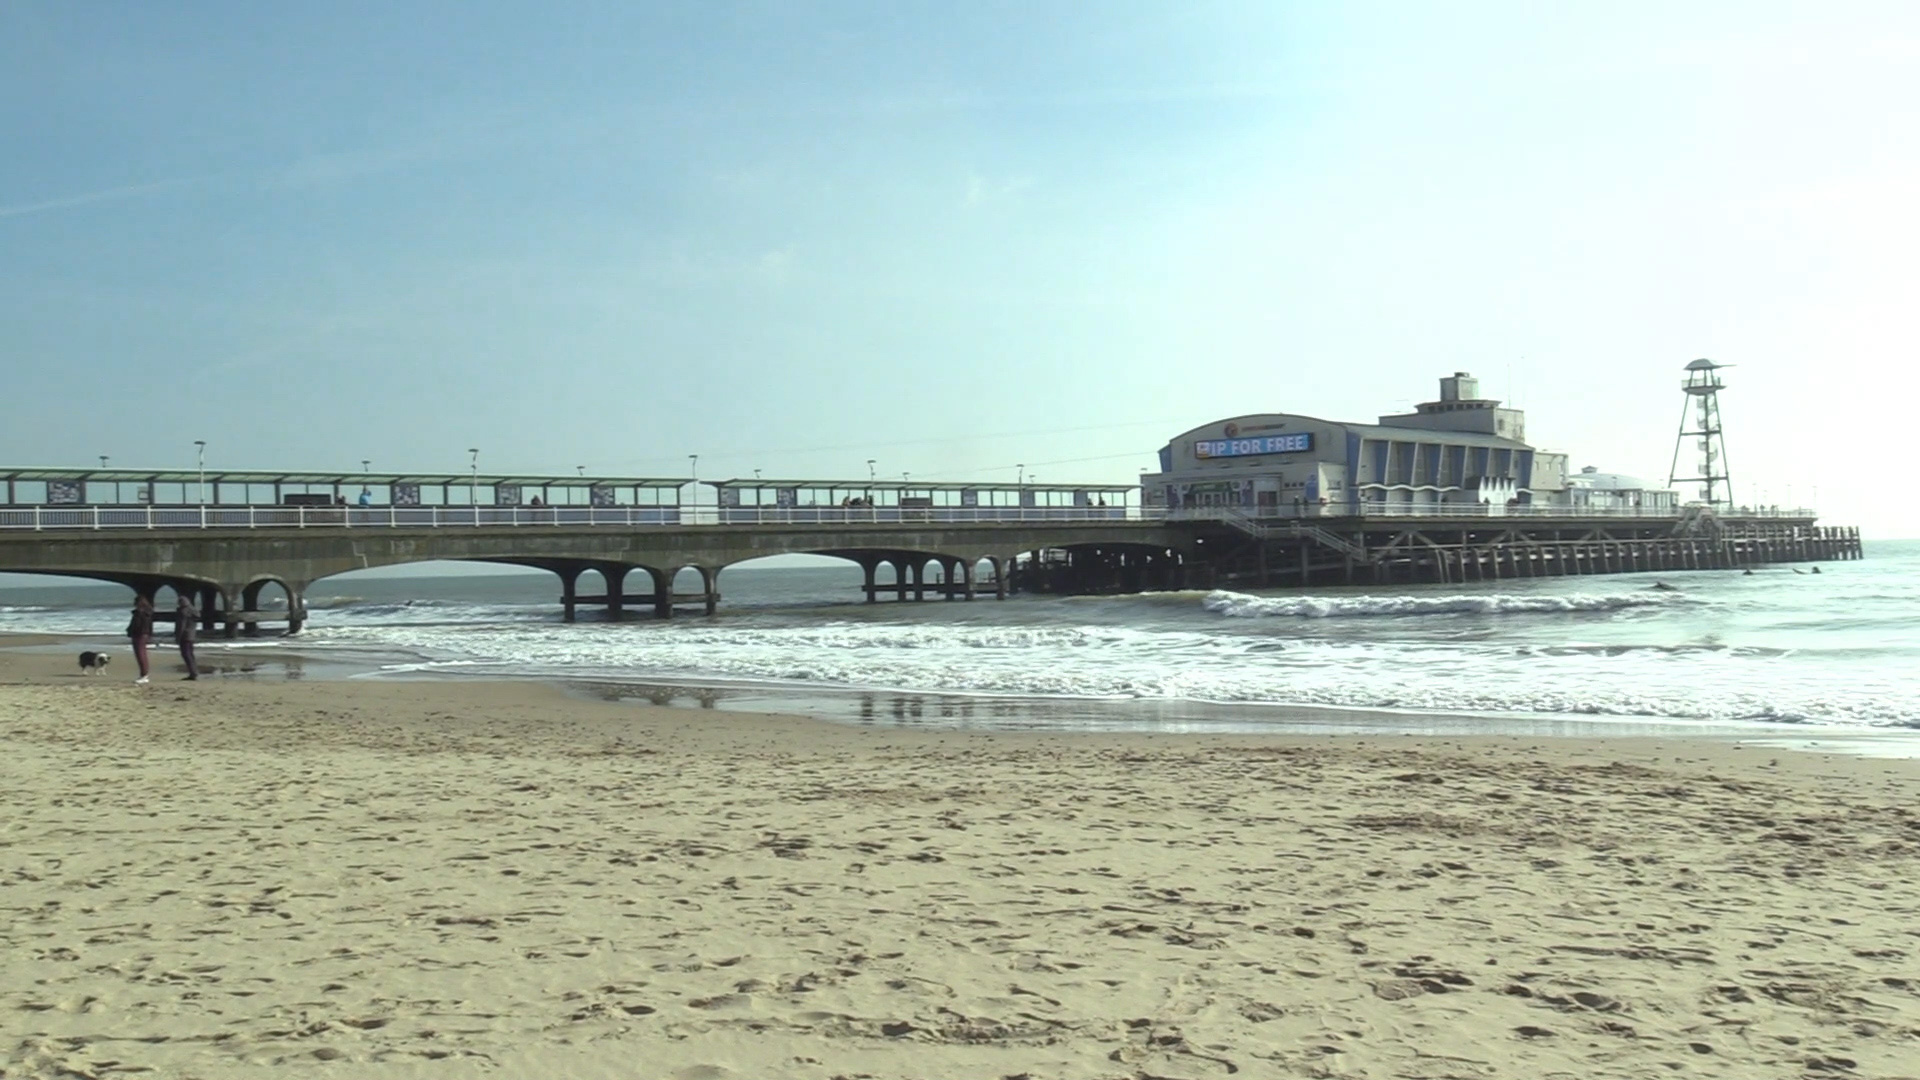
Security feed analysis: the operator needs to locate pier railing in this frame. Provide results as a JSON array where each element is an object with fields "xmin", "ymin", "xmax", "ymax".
[
  {"xmin": 0, "ymin": 502, "xmax": 1819, "ymax": 531},
  {"xmin": 1352, "ymin": 503, "xmax": 1817, "ymax": 520},
  {"xmin": 1164, "ymin": 504, "xmax": 1817, "ymax": 522},
  {"xmin": 0, "ymin": 504, "xmax": 1138, "ymax": 531}
]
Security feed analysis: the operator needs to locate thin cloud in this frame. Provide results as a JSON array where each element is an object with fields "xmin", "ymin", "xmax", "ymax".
[
  {"xmin": 965, "ymin": 173, "xmax": 1035, "ymax": 207},
  {"xmin": 3, "ymin": 115, "xmax": 524, "ymax": 222},
  {"xmin": 864, "ymin": 83, "xmax": 1288, "ymax": 115},
  {"xmin": 0, "ymin": 174, "xmax": 213, "ymax": 220}
]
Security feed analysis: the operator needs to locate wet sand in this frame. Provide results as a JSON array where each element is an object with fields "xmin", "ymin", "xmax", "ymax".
[{"xmin": 3, "ymin": 647, "xmax": 1919, "ymax": 1079}]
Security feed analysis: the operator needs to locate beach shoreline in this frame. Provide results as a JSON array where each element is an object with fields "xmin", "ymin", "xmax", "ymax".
[
  {"xmin": 10, "ymin": 631, "xmax": 1916, "ymax": 756},
  {"xmin": 5, "ymin": 647, "xmax": 1920, "ymax": 1079}
]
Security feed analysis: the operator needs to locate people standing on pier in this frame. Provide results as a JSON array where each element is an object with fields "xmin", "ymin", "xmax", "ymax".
[
  {"xmin": 175, "ymin": 594, "xmax": 200, "ymax": 681},
  {"xmin": 126, "ymin": 595, "xmax": 154, "ymax": 685}
]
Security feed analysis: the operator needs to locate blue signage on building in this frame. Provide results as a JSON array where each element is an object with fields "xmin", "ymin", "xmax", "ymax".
[{"xmin": 1194, "ymin": 432, "xmax": 1314, "ymax": 459}]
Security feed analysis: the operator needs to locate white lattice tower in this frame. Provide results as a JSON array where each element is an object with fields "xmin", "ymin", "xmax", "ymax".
[{"xmin": 1667, "ymin": 358, "xmax": 1733, "ymax": 507}]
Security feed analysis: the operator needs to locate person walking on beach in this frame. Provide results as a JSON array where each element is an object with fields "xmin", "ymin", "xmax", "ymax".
[
  {"xmin": 174, "ymin": 594, "xmax": 200, "ymax": 681},
  {"xmin": 126, "ymin": 595, "xmax": 154, "ymax": 685}
]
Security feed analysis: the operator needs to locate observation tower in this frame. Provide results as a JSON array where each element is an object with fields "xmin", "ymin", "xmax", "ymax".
[{"xmin": 1668, "ymin": 358, "xmax": 1733, "ymax": 508}]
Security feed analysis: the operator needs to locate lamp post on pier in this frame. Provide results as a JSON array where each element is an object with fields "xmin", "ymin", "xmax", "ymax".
[
  {"xmin": 194, "ymin": 440, "xmax": 206, "ymax": 506},
  {"xmin": 468, "ymin": 448, "xmax": 479, "ymax": 524}
]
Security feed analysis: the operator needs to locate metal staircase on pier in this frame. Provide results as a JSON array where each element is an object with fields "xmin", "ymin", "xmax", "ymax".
[
  {"xmin": 1174, "ymin": 508, "xmax": 1372, "ymax": 564},
  {"xmin": 1671, "ymin": 504, "xmax": 1720, "ymax": 537}
]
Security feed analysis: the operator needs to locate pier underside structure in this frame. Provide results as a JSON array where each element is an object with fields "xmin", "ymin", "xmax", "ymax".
[
  {"xmin": 1080, "ymin": 512, "xmax": 1862, "ymax": 593},
  {"xmin": 0, "ymin": 521, "xmax": 1187, "ymax": 636},
  {"xmin": 0, "ymin": 511, "xmax": 1861, "ymax": 635}
]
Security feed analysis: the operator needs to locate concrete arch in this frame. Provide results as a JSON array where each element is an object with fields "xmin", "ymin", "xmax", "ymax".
[
  {"xmin": 239, "ymin": 575, "xmax": 302, "ymax": 636},
  {"xmin": 0, "ymin": 570, "xmax": 248, "ymax": 635},
  {"xmin": 664, "ymin": 565, "xmax": 720, "ymax": 616},
  {"xmin": 0, "ymin": 568, "xmax": 162, "ymax": 599},
  {"xmin": 975, "ymin": 555, "xmax": 1009, "ymax": 599},
  {"xmin": 785, "ymin": 546, "xmax": 977, "ymax": 604},
  {"xmin": 2, "ymin": 520, "xmax": 1192, "ymax": 625},
  {"xmin": 908, "ymin": 555, "xmax": 972, "ymax": 601},
  {"xmin": 616, "ymin": 565, "xmax": 670, "ymax": 602}
]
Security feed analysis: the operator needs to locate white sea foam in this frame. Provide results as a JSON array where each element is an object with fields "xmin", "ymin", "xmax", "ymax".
[
  {"xmin": 286, "ymin": 611, "xmax": 1920, "ymax": 729},
  {"xmin": 1202, "ymin": 589, "xmax": 1677, "ymax": 619},
  {"xmin": 5, "ymin": 548, "xmax": 1919, "ymax": 731}
]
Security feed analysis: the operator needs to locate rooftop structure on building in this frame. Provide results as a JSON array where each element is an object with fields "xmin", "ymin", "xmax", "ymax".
[
  {"xmin": 1564, "ymin": 465, "xmax": 1678, "ymax": 511},
  {"xmin": 1141, "ymin": 372, "xmax": 1677, "ymax": 517}
]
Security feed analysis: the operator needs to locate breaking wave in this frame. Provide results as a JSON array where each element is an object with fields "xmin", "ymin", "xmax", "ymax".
[{"xmin": 1202, "ymin": 590, "xmax": 1678, "ymax": 619}]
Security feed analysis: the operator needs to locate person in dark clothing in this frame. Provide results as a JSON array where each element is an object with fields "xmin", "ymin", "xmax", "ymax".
[
  {"xmin": 127, "ymin": 595, "xmax": 154, "ymax": 684},
  {"xmin": 175, "ymin": 594, "xmax": 200, "ymax": 680}
]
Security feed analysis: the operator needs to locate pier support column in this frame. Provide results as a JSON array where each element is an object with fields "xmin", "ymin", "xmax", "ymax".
[
  {"xmin": 912, "ymin": 560, "xmax": 926, "ymax": 602},
  {"xmin": 894, "ymin": 558, "xmax": 909, "ymax": 602},
  {"xmin": 239, "ymin": 581, "xmax": 264, "ymax": 638},
  {"xmin": 652, "ymin": 568, "xmax": 673, "ymax": 619},
  {"xmin": 198, "ymin": 585, "xmax": 238, "ymax": 639},
  {"xmin": 603, "ymin": 564, "xmax": 625, "ymax": 621},
  {"xmin": 860, "ymin": 558, "xmax": 879, "ymax": 604},
  {"xmin": 701, "ymin": 567, "xmax": 720, "ymax": 616},
  {"xmin": 559, "ymin": 566, "xmax": 582, "ymax": 622}
]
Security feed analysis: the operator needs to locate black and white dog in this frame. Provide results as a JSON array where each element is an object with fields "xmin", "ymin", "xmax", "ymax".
[{"xmin": 77, "ymin": 651, "xmax": 111, "ymax": 675}]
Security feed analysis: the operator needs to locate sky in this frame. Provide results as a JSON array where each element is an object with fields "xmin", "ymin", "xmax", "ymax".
[{"xmin": 3, "ymin": 1, "xmax": 1916, "ymax": 535}]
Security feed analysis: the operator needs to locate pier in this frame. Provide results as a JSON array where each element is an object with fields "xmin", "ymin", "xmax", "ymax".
[
  {"xmin": 0, "ymin": 466, "xmax": 1863, "ymax": 635},
  {"xmin": 1102, "ymin": 508, "xmax": 1863, "ymax": 593}
]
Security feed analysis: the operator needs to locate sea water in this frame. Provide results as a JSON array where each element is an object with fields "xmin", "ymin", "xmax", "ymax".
[{"xmin": 3, "ymin": 540, "xmax": 1914, "ymax": 733}]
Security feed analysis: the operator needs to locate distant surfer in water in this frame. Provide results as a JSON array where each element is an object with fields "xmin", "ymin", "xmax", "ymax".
[{"xmin": 1650, "ymin": 581, "xmax": 1678, "ymax": 591}]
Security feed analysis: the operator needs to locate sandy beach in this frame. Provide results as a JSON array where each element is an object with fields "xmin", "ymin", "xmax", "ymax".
[{"xmin": 3, "ymin": 645, "xmax": 1918, "ymax": 1080}]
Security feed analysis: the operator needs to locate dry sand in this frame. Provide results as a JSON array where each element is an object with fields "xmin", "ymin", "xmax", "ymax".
[{"xmin": 2, "ymin": 646, "xmax": 1918, "ymax": 1079}]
